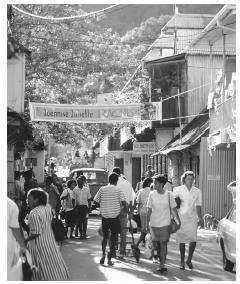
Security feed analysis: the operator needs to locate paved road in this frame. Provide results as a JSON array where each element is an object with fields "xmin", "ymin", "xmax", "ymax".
[{"xmin": 61, "ymin": 216, "xmax": 236, "ymax": 281}]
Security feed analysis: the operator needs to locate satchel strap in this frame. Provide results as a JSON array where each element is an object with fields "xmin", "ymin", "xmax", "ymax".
[{"xmin": 168, "ymin": 192, "xmax": 173, "ymax": 219}]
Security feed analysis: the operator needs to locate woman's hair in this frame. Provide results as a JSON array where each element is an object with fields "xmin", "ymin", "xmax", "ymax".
[
  {"xmin": 153, "ymin": 174, "xmax": 167, "ymax": 186},
  {"xmin": 45, "ymin": 175, "xmax": 53, "ymax": 186},
  {"xmin": 142, "ymin": 177, "xmax": 153, "ymax": 188},
  {"xmin": 67, "ymin": 179, "xmax": 77, "ymax": 188},
  {"xmin": 181, "ymin": 171, "xmax": 195, "ymax": 184},
  {"xmin": 27, "ymin": 188, "xmax": 47, "ymax": 206}
]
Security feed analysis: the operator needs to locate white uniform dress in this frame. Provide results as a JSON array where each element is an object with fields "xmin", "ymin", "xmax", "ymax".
[{"xmin": 173, "ymin": 185, "xmax": 202, "ymax": 243}]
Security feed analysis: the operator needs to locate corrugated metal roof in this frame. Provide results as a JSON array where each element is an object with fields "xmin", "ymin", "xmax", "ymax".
[
  {"xmin": 157, "ymin": 108, "xmax": 209, "ymax": 155},
  {"xmin": 162, "ymin": 13, "xmax": 215, "ymax": 31}
]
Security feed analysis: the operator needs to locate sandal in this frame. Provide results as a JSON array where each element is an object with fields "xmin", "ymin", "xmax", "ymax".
[
  {"xmin": 180, "ymin": 262, "xmax": 185, "ymax": 270},
  {"xmin": 186, "ymin": 260, "xmax": 193, "ymax": 269}
]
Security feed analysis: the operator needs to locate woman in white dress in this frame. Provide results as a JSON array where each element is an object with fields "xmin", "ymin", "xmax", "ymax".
[{"xmin": 173, "ymin": 171, "xmax": 203, "ymax": 270}]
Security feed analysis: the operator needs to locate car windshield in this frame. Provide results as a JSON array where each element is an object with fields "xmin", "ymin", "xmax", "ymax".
[{"xmin": 73, "ymin": 170, "xmax": 108, "ymax": 184}]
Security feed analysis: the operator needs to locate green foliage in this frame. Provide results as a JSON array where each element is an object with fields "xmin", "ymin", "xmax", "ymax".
[{"xmin": 10, "ymin": 5, "xmax": 169, "ymax": 147}]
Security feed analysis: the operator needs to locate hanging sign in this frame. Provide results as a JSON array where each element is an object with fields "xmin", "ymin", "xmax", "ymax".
[
  {"xmin": 133, "ymin": 142, "xmax": 156, "ymax": 154},
  {"xmin": 29, "ymin": 102, "xmax": 162, "ymax": 123}
]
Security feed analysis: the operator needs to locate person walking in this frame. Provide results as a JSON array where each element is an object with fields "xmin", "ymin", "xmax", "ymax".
[
  {"xmin": 24, "ymin": 188, "xmax": 69, "ymax": 281},
  {"xmin": 7, "ymin": 197, "xmax": 26, "ymax": 280},
  {"xmin": 135, "ymin": 177, "xmax": 153, "ymax": 248},
  {"xmin": 60, "ymin": 179, "xmax": 77, "ymax": 239},
  {"xmin": 146, "ymin": 175, "xmax": 181, "ymax": 273},
  {"xmin": 135, "ymin": 176, "xmax": 145, "ymax": 194},
  {"xmin": 45, "ymin": 175, "xmax": 61, "ymax": 216},
  {"xmin": 18, "ymin": 170, "xmax": 38, "ymax": 235},
  {"xmin": 173, "ymin": 171, "xmax": 203, "ymax": 270},
  {"xmin": 94, "ymin": 173, "xmax": 127, "ymax": 266},
  {"xmin": 72, "ymin": 175, "xmax": 92, "ymax": 239},
  {"xmin": 112, "ymin": 167, "xmax": 136, "ymax": 259},
  {"xmin": 145, "ymin": 165, "xmax": 155, "ymax": 178}
]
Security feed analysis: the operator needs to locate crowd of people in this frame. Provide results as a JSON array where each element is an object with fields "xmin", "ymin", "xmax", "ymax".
[{"xmin": 7, "ymin": 164, "xmax": 203, "ymax": 280}]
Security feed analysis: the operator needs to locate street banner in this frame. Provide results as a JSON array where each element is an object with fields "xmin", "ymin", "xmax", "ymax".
[
  {"xmin": 133, "ymin": 142, "xmax": 156, "ymax": 154},
  {"xmin": 29, "ymin": 102, "xmax": 162, "ymax": 123}
]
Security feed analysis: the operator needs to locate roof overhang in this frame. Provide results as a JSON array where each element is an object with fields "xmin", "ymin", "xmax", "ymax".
[{"xmin": 144, "ymin": 53, "xmax": 186, "ymax": 67}]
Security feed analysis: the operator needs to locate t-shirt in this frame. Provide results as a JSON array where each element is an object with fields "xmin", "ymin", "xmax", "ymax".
[
  {"xmin": 147, "ymin": 190, "xmax": 176, "ymax": 228},
  {"xmin": 94, "ymin": 184, "xmax": 126, "ymax": 218},
  {"xmin": 72, "ymin": 186, "xmax": 91, "ymax": 207},
  {"xmin": 173, "ymin": 185, "xmax": 202, "ymax": 218},
  {"xmin": 136, "ymin": 187, "xmax": 151, "ymax": 214},
  {"xmin": 7, "ymin": 198, "xmax": 20, "ymax": 271},
  {"xmin": 117, "ymin": 176, "xmax": 136, "ymax": 205}
]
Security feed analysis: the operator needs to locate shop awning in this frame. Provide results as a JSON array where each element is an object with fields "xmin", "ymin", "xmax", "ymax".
[{"xmin": 152, "ymin": 108, "xmax": 209, "ymax": 156}]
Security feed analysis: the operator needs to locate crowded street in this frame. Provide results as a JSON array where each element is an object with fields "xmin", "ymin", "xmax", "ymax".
[
  {"xmin": 62, "ymin": 216, "xmax": 235, "ymax": 281},
  {"xmin": 7, "ymin": 3, "xmax": 236, "ymax": 282}
]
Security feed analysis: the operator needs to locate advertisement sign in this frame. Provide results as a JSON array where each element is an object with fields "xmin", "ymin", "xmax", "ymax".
[
  {"xmin": 29, "ymin": 102, "xmax": 162, "ymax": 123},
  {"xmin": 133, "ymin": 142, "xmax": 156, "ymax": 154}
]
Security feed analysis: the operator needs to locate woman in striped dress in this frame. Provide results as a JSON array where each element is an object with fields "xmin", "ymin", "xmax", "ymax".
[{"xmin": 24, "ymin": 188, "xmax": 69, "ymax": 281}]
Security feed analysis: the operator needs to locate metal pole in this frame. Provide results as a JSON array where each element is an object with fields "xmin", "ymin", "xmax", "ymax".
[
  {"xmin": 176, "ymin": 63, "xmax": 182, "ymax": 144},
  {"xmin": 222, "ymin": 32, "xmax": 226, "ymax": 96},
  {"xmin": 209, "ymin": 43, "xmax": 213, "ymax": 91}
]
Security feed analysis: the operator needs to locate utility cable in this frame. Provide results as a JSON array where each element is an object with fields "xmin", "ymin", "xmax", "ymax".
[{"xmin": 12, "ymin": 4, "xmax": 121, "ymax": 21}]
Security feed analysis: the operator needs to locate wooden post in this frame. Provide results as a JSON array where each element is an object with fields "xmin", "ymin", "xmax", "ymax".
[
  {"xmin": 222, "ymin": 32, "xmax": 226, "ymax": 96},
  {"xmin": 209, "ymin": 43, "xmax": 213, "ymax": 91}
]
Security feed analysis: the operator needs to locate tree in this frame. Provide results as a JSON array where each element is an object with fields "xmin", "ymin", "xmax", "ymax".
[{"xmin": 9, "ymin": 4, "xmax": 139, "ymax": 147}]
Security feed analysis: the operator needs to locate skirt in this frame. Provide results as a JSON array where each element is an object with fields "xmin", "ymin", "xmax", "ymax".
[
  {"xmin": 150, "ymin": 226, "xmax": 170, "ymax": 242},
  {"xmin": 176, "ymin": 214, "xmax": 198, "ymax": 243}
]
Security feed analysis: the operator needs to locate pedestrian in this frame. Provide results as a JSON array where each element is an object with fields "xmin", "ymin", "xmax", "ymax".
[
  {"xmin": 60, "ymin": 179, "xmax": 77, "ymax": 239},
  {"xmin": 24, "ymin": 188, "xmax": 69, "ymax": 281},
  {"xmin": 135, "ymin": 177, "xmax": 153, "ymax": 248},
  {"xmin": 94, "ymin": 173, "xmax": 127, "ymax": 266},
  {"xmin": 146, "ymin": 174, "xmax": 181, "ymax": 273},
  {"xmin": 135, "ymin": 176, "xmax": 145, "ymax": 194},
  {"xmin": 145, "ymin": 165, "xmax": 155, "ymax": 178},
  {"xmin": 163, "ymin": 174, "xmax": 173, "ymax": 192},
  {"xmin": 52, "ymin": 174, "xmax": 64, "ymax": 195},
  {"xmin": 112, "ymin": 167, "xmax": 136, "ymax": 259},
  {"xmin": 173, "ymin": 171, "xmax": 203, "ymax": 270},
  {"xmin": 72, "ymin": 175, "xmax": 92, "ymax": 239},
  {"xmin": 18, "ymin": 170, "xmax": 38, "ymax": 235},
  {"xmin": 45, "ymin": 175, "xmax": 61, "ymax": 216},
  {"xmin": 13, "ymin": 171, "xmax": 25, "ymax": 208},
  {"xmin": 7, "ymin": 197, "xmax": 26, "ymax": 280}
]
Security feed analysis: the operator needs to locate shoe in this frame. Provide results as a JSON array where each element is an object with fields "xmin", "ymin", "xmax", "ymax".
[
  {"xmin": 82, "ymin": 235, "xmax": 87, "ymax": 240},
  {"xmin": 100, "ymin": 255, "xmax": 105, "ymax": 265},
  {"xmin": 157, "ymin": 267, "xmax": 168, "ymax": 273},
  {"xmin": 180, "ymin": 262, "xmax": 185, "ymax": 270},
  {"xmin": 107, "ymin": 252, "xmax": 114, "ymax": 266},
  {"xmin": 153, "ymin": 257, "xmax": 159, "ymax": 264},
  {"xmin": 186, "ymin": 260, "xmax": 193, "ymax": 269}
]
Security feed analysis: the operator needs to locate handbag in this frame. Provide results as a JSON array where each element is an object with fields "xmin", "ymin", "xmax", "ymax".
[
  {"xmin": 51, "ymin": 214, "xmax": 65, "ymax": 243},
  {"xmin": 22, "ymin": 251, "xmax": 34, "ymax": 281},
  {"xmin": 144, "ymin": 233, "xmax": 153, "ymax": 259},
  {"xmin": 168, "ymin": 192, "xmax": 179, "ymax": 234}
]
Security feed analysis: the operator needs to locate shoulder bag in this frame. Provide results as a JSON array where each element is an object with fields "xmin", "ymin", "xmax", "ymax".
[{"xmin": 168, "ymin": 192, "xmax": 178, "ymax": 234}]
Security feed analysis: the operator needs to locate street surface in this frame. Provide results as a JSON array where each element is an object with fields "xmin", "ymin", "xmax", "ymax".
[{"xmin": 61, "ymin": 216, "xmax": 236, "ymax": 281}]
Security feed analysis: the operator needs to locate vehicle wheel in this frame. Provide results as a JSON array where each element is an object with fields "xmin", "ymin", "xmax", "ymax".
[{"xmin": 221, "ymin": 240, "xmax": 234, "ymax": 272}]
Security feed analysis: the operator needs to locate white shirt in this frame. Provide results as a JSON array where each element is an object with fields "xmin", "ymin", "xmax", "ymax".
[
  {"xmin": 173, "ymin": 185, "xmax": 202, "ymax": 218},
  {"xmin": 117, "ymin": 176, "xmax": 136, "ymax": 205},
  {"xmin": 7, "ymin": 198, "xmax": 20, "ymax": 271},
  {"xmin": 147, "ymin": 190, "xmax": 176, "ymax": 228}
]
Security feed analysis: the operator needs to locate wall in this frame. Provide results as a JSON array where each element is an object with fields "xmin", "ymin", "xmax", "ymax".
[
  {"xmin": 186, "ymin": 54, "xmax": 223, "ymax": 122},
  {"xmin": 123, "ymin": 152, "xmax": 132, "ymax": 184},
  {"xmin": 7, "ymin": 56, "xmax": 25, "ymax": 113},
  {"xmin": 199, "ymin": 137, "xmax": 235, "ymax": 220},
  {"xmin": 24, "ymin": 150, "xmax": 45, "ymax": 184}
]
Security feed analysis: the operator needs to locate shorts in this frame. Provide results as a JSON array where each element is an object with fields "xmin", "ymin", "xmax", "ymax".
[
  {"xmin": 150, "ymin": 226, "xmax": 170, "ymax": 242},
  {"xmin": 102, "ymin": 216, "xmax": 121, "ymax": 239}
]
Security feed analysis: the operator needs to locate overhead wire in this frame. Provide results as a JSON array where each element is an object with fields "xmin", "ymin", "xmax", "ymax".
[{"xmin": 11, "ymin": 4, "xmax": 121, "ymax": 21}]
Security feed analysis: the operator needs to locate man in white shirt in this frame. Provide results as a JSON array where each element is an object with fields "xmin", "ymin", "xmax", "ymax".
[{"xmin": 112, "ymin": 167, "xmax": 136, "ymax": 258}]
